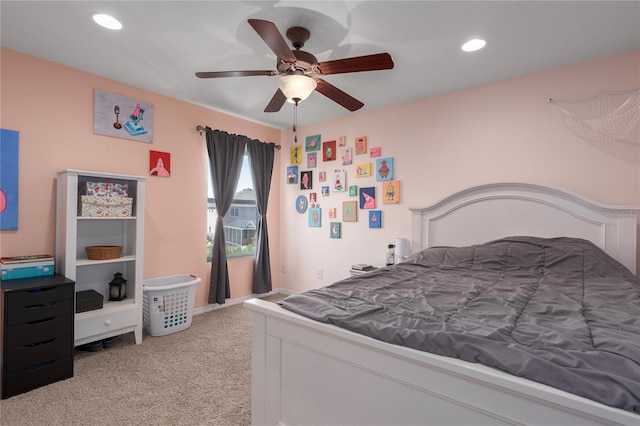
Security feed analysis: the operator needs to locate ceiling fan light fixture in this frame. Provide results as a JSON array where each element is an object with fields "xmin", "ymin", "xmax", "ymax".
[
  {"xmin": 278, "ymin": 74, "xmax": 317, "ymax": 103},
  {"xmin": 92, "ymin": 13, "xmax": 122, "ymax": 30},
  {"xmin": 461, "ymin": 38, "xmax": 486, "ymax": 52}
]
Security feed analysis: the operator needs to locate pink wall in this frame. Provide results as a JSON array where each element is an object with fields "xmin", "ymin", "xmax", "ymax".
[
  {"xmin": 0, "ymin": 48, "xmax": 282, "ymax": 308},
  {"xmin": 278, "ymin": 50, "xmax": 640, "ymax": 292}
]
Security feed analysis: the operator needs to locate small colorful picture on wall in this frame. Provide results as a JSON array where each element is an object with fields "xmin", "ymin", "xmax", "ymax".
[
  {"xmin": 376, "ymin": 157, "xmax": 394, "ymax": 181},
  {"xmin": 286, "ymin": 166, "xmax": 298, "ymax": 184},
  {"xmin": 295, "ymin": 195, "xmax": 308, "ymax": 213},
  {"xmin": 348, "ymin": 185, "xmax": 358, "ymax": 196},
  {"xmin": 0, "ymin": 129, "xmax": 19, "ymax": 230},
  {"xmin": 337, "ymin": 136, "xmax": 346, "ymax": 147},
  {"xmin": 333, "ymin": 170, "xmax": 346, "ymax": 192},
  {"xmin": 382, "ymin": 180, "xmax": 401, "ymax": 204},
  {"xmin": 94, "ymin": 89, "xmax": 154, "ymax": 143},
  {"xmin": 300, "ymin": 171, "xmax": 313, "ymax": 190},
  {"xmin": 355, "ymin": 136, "xmax": 367, "ymax": 154},
  {"xmin": 327, "ymin": 207, "xmax": 337, "ymax": 218},
  {"xmin": 322, "ymin": 140, "xmax": 337, "ymax": 161},
  {"xmin": 370, "ymin": 147, "xmax": 381, "ymax": 157},
  {"xmin": 369, "ymin": 210, "xmax": 382, "ymax": 228},
  {"xmin": 308, "ymin": 207, "xmax": 321, "ymax": 227},
  {"xmin": 305, "ymin": 134, "xmax": 321, "ymax": 151},
  {"xmin": 321, "ymin": 186, "xmax": 330, "ymax": 196},
  {"xmin": 307, "ymin": 152, "xmax": 317, "ymax": 168},
  {"xmin": 149, "ymin": 150, "xmax": 171, "ymax": 177},
  {"xmin": 309, "ymin": 192, "xmax": 318, "ymax": 206},
  {"xmin": 359, "ymin": 186, "xmax": 376, "ymax": 209},
  {"xmin": 290, "ymin": 145, "xmax": 302, "ymax": 165},
  {"xmin": 318, "ymin": 171, "xmax": 327, "ymax": 182},
  {"xmin": 340, "ymin": 147, "xmax": 353, "ymax": 165},
  {"xmin": 330, "ymin": 222, "xmax": 341, "ymax": 238},
  {"xmin": 355, "ymin": 163, "xmax": 371, "ymax": 177},
  {"xmin": 342, "ymin": 201, "xmax": 357, "ymax": 222}
]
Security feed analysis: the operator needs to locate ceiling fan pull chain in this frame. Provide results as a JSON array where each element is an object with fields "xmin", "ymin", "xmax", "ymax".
[{"xmin": 293, "ymin": 101, "xmax": 298, "ymax": 143}]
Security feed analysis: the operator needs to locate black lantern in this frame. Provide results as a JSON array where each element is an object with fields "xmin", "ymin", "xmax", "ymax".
[{"xmin": 108, "ymin": 272, "xmax": 127, "ymax": 301}]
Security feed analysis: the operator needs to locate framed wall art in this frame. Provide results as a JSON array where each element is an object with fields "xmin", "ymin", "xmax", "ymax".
[
  {"xmin": 307, "ymin": 152, "xmax": 317, "ymax": 168},
  {"xmin": 330, "ymin": 222, "xmax": 341, "ymax": 238},
  {"xmin": 318, "ymin": 171, "xmax": 327, "ymax": 182},
  {"xmin": 340, "ymin": 147, "xmax": 353, "ymax": 165},
  {"xmin": 382, "ymin": 180, "xmax": 401, "ymax": 204},
  {"xmin": 308, "ymin": 207, "xmax": 321, "ymax": 227},
  {"xmin": 149, "ymin": 150, "xmax": 171, "ymax": 177},
  {"xmin": 355, "ymin": 163, "xmax": 371, "ymax": 177},
  {"xmin": 296, "ymin": 195, "xmax": 308, "ymax": 213},
  {"xmin": 337, "ymin": 136, "xmax": 346, "ymax": 147},
  {"xmin": 0, "ymin": 129, "xmax": 19, "ymax": 230},
  {"xmin": 349, "ymin": 185, "xmax": 358, "ymax": 196},
  {"xmin": 323, "ymin": 140, "xmax": 337, "ymax": 161},
  {"xmin": 327, "ymin": 207, "xmax": 337, "ymax": 219},
  {"xmin": 306, "ymin": 134, "xmax": 321, "ymax": 151},
  {"xmin": 370, "ymin": 147, "xmax": 381, "ymax": 157},
  {"xmin": 355, "ymin": 136, "xmax": 367, "ymax": 154},
  {"xmin": 321, "ymin": 186, "xmax": 330, "ymax": 196},
  {"xmin": 369, "ymin": 210, "xmax": 382, "ymax": 228},
  {"xmin": 286, "ymin": 166, "xmax": 299, "ymax": 184},
  {"xmin": 342, "ymin": 201, "xmax": 357, "ymax": 222},
  {"xmin": 333, "ymin": 170, "xmax": 346, "ymax": 192},
  {"xmin": 359, "ymin": 186, "xmax": 376, "ymax": 209},
  {"xmin": 290, "ymin": 145, "xmax": 302, "ymax": 165},
  {"xmin": 376, "ymin": 157, "xmax": 394, "ymax": 181},
  {"xmin": 300, "ymin": 171, "xmax": 313, "ymax": 190},
  {"xmin": 309, "ymin": 192, "xmax": 318, "ymax": 206},
  {"xmin": 94, "ymin": 89, "xmax": 154, "ymax": 143}
]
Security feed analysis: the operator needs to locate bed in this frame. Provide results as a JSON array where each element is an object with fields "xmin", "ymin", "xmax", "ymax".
[{"xmin": 244, "ymin": 182, "xmax": 639, "ymax": 425}]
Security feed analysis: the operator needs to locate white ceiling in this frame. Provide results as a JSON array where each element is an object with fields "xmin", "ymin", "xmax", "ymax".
[{"xmin": 2, "ymin": 1, "xmax": 639, "ymax": 130}]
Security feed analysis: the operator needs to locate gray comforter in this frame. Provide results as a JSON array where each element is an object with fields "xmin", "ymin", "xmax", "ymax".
[{"xmin": 280, "ymin": 236, "xmax": 640, "ymax": 413}]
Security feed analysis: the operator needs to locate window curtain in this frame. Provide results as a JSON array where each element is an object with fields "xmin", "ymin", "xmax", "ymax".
[
  {"xmin": 206, "ymin": 128, "xmax": 247, "ymax": 304},
  {"xmin": 246, "ymin": 139, "xmax": 275, "ymax": 294}
]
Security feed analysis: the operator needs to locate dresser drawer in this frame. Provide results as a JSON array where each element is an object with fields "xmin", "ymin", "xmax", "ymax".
[
  {"xmin": 75, "ymin": 305, "xmax": 137, "ymax": 342},
  {"xmin": 5, "ymin": 356, "xmax": 73, "ymax": 397},
  {"xmin": 4, "ymin": 333, "xmax": 73, "ymax": 373},
  {"xmin": 6, "ymin": 284, "xmax": 73, "ymax": 309},
  {"xmin": 6, "ymin": 314, "xmax": 73, "ymax": 348},
  {"xmin": 8, "ymin": 298, "xmax": 74, "ymax": 326}
]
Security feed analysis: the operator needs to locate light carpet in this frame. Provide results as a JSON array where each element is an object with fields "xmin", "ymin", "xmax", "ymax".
[{"xmin": 0, "ymin": 294, "xmax": 285, "ymax": 426}]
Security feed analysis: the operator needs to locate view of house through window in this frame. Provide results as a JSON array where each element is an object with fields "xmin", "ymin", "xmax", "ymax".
[{"xmin": 207, "ymin": 154, "xmax": 257, "ymax": 261}]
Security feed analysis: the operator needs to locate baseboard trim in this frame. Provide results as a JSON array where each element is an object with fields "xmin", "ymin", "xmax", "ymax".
[{"xmin": 193, "ymin": 288, "xmax": 293, "ymax": 316}]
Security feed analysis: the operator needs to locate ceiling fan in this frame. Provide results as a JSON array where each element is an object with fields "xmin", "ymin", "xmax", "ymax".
[{"xmin": 196, "ymin": 19, "xmax": 394, "ymax": 113}]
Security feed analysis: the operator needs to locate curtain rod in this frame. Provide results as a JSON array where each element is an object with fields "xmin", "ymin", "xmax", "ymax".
[{"xmin": 196, "ymin": 125, "xmax": 281, "ymax": 150}]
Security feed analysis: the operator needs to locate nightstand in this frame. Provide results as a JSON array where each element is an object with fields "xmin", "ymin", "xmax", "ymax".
[{"xmin": 1, "ymin": 274, "xmax": 75, "ymax": 399}]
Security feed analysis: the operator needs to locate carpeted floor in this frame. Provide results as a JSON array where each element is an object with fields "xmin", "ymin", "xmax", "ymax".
[{"xmin": 0, "ymin": 294, "xmax": 285, "ymax": 426}]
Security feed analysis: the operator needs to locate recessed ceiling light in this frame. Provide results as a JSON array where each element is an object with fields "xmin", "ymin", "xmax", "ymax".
[
  {"xmin": 461, "ymin": 39, "xmax": 486, "ymax": 52},
  {"xmin": 92, "ymin": 13, "xmax": 122, "ymax": 30}
]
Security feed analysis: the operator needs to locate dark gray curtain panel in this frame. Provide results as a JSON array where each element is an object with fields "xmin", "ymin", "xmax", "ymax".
[
  {"xmin": 206, "ymin": 128, "xmax": 247, "ymax": 304},
  {"xmin": 246, "ymin": 139, "xmax": 275, "ymax": 294}
]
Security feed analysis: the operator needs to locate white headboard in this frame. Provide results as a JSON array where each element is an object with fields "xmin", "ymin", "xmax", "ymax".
[{"xmin": 410, "ymin": 182, "xmax": 639, "ymax": 272}]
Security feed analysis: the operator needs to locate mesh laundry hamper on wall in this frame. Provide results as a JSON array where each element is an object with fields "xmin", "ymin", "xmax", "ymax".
[{"xmin": 143, "ymin": 274, "xmax": 201, "ymax": 336}]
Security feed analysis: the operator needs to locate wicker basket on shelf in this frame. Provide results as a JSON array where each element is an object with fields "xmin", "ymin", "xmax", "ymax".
[{"xmin": 85, "ymin": 245, "xmax": 122, "ymax": 260}]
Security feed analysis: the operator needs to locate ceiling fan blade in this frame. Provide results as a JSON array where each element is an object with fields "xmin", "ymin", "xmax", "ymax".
[
  {"xmin": 196, "ymin": 70, "xmax": 276, "ymax": 78},
  {"xmin": 264, "ymin": 89, "xmax": 287, "ymax": 113},
  {"xmin": 248, "ymin": 19, "xmax": 297, "ymax": 63},
  {"xmin": 316, "ymin": 53, "xmax": 394, "ymax": 75},
  {"xmin": 315, "ymin": 79, "xmax": 364, "ymax": 111}
]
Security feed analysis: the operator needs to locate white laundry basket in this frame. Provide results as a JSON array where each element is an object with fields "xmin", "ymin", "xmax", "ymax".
[{"xmin": 143, "ymin": 274, "xmax": 201, "ymax": 336}]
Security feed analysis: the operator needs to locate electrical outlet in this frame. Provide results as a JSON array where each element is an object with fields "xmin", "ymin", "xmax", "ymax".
[
  {"xmin": 316, "ymin": 268, "xmax": 323, "ymax": 279},
  {"xmin": 281, "ymin": 264, "xmax": 286, "ymax": 273}
]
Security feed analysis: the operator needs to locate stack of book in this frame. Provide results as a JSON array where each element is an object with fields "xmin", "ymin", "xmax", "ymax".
[
  {"xmin": 351, "ymin": 264, "xmax": 375, "ymax": 271},
  {"xmin": 1, "ymin": 254, "xmax": 55, "ymax": 280}
]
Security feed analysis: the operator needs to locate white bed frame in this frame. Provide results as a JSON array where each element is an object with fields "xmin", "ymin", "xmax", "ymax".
[{"xmin": 245, "ymin": 182, "xmax": 639, "ymax": 425}]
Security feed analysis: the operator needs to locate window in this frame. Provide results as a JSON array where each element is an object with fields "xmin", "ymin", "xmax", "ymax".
[{"xmin": 206, "ymin": 154, "xmax": 257, "ymax": 261}]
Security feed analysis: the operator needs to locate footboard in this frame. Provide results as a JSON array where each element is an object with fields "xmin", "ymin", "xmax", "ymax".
[{"xmin": 244, "ymin": 298, "xmax": 638, "ymax": 426}]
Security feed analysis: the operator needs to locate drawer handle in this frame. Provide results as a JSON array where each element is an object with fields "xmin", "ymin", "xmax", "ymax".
[
  {"xmin": 28, "ymin": 287, "xmax": 56, "ymax": 294},
  {"xmin": 27, "ymin": 316, "xmax": 55, "ymax": 325},
  {"xmin": 26, "ymin": 338, "xmax": 55, "ymax": 348},
  {"xmin": 25, "ymin": 360, "xmax": 55, "ymax": 371},
  {"xmin": 26, "ymin": 301, "xmax": 57, "ymax": 309},
  {"xmin": 105, "ymin": 319, "xmax": 112, "ymax": 326}
]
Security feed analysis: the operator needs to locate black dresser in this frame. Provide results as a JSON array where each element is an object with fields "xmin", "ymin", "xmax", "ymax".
[{"xmin": 1, "ymin": 274, "xmax": 74, "ymax": 399}]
